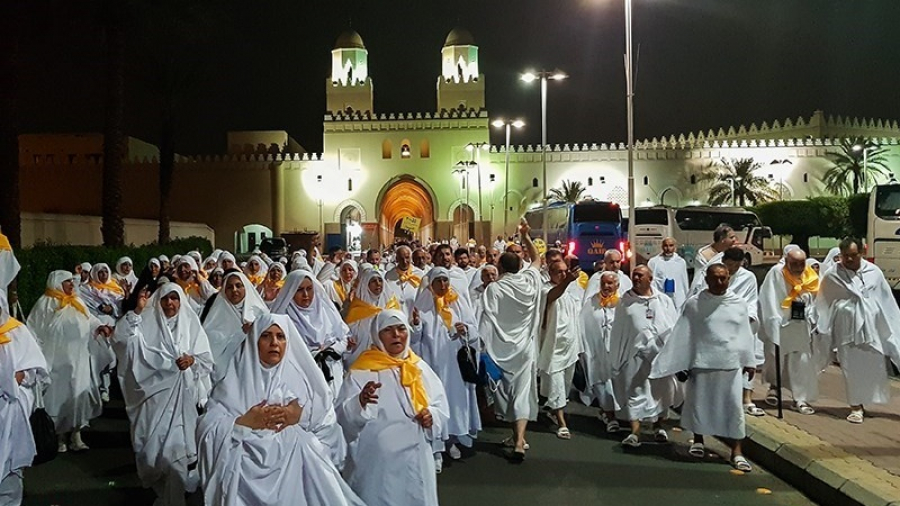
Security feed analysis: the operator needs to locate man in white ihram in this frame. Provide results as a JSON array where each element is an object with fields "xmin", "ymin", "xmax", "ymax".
[
  {"xmin": 647, "ymin": 237, "xmax": 689, "ymax": 312},
  {"xmin": 383, "ymin": 245, "xmax": 425, "ymax": 318},
  {"xmin": 815, "ymin": 237, "xmax": 900, "ymax": 424},
  {"xmin": 479, "ymin": 218, "xmax": 543, "ymax": 461},
  {"xmin": 584, "ymin": 249, "xmax": 632, "ymax": 302}
]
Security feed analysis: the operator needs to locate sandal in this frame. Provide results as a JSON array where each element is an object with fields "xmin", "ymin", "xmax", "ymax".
[
  {"xmin": 846, "ymin": 410, "xmax": 864, "ymax": 424},
  {"xmin": 508, "ymin": 449, "xmax": 526, "ymax": 462},
  {"xmin": 793, "ymin": 402, "xmax": 815, "ymax": 415},
  {"xmin": 689, "ymin": 442, "xmax": 705, "ymax": 458},
  {"xmin": 654, "ymin": 428, "xmax": 669, "ymax": 443},
  {"xmin": 501, "ymin": 437, "xmax": 530, "ymax": 450},
  {"xmin": 744, "ymin": 404, "xmax": 766, "ymax": 417},
  {"xmin": 764, "ymin": 390, "xmax": 779, "ymax": 407},
  {"xmin": 556, "ymin": 427, "xmax": 572, "ymax": 440},
  {"xmin": 606, "ymin": 420, "xmax": 620, "ymax": 433},
  {"xmin": 732, "ymin": 455, "xmax": 752, "ymax": 472},
  {"xmin": 622, "ymin": 433, "xmax": 641, "ymax": 447}
]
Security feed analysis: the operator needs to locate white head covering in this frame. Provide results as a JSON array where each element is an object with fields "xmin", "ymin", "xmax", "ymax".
[
  {"xmin": 115, "ymin": 256, "xmax": 139, "ymax": 286},
  {"xmin": 268, "ymin": 262, "xmax": 286, "ymax": 281},
  {"xmin": 245, "ymin": 255, "xmax": 268, "ymax": 277},
  {"xmin": 79, "ymin": 262, "xmax": 92, "ymax": 273},
  {"xmin": 202, "ymin": 256, "xmax": 218, "ymax": 273},
  {"xmin": 89, "ymin": 263, "xmax": 112, "ymax": 283},
  {"xmin": 822, "ymin": 247, "xmax": 840, "ymax": 272},
  {"xmin": 211, "ymin": 249, "xmax": 223, "ymax": 260},
  {"xmin": 270, "ymin": 270, "xmax": 350, "ymax": 350},
  {"xmin": 171, "ymin": 254, "xmax": 182, "ymax": 265},
  {"xmin": 371, "ymin": 309, "xmax": 411, "ymax": 358},
  {"xmin": 779, "ymin": 244, "xmax": 801, "ymax": 265},
  {"xmin": 188, "ymin": 251, "xmax": 203, "ymax": 264},
  {"xmin": 354, "ymin": 267, "xmax": 391, "ymax": 307},
  {"xmin": 176, "ymin": 255, "xmax": 199, "ymax": 272},
  {"xmin": 202, "ymin": 271, "xmax": 269, "ymax": 382},
  {"xmin": 148, "ymin": 258, "xmax": 161, "ymax": 269},
  {"xmin": 216, "ymin": 251, "xmax": 236, "ymax": 269},
  {"xmin": 291, "ymin": 254, "xmax": 312, "ymax": 272}
]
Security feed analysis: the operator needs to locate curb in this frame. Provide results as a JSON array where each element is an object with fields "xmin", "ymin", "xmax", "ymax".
[{"xmin": 743, "ymin": 415, "xmax": 900, "ymax": 506}]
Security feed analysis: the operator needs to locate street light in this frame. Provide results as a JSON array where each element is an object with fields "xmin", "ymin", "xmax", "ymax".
[
  {"xmin": 624, "ymin": 0, "xmax": 635, "ymax": 217},
  {"xmin": 728, "ymin": 176, "xmax": 743, "ymax": 206},
  {"xmin": 768, "ymin": 159, "xmax": 793, "ymax": 201},
  {"xmin": 853, "ymin": 143, "xmax": 870, "ymax": 191},
  {"xmin": 466, "ymin": 142, "xmax": 490, "ymax": 223},
  {"xmin": 521, "ymin": 69, "xmax": 567, "ymax": 244},
  {"xmin": 454, "ymin": 161, "xmax": 477, "ymax": 239},
  {"xmin": 492, "ymin": 118, "xmax": 525, "ymax": 234}
]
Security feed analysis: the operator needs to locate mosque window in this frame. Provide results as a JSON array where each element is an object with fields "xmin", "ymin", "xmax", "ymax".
[
  {"xmin": 587, "ymin": 177, "xmax": 593, "ymax": 186},
  {"xmin": 532, "ymin": 178, "xmax": 539, "ymax": 188},
  {"xmin": 400, "ymin": 139, "xmax": 412, "ymax": 158},
  {"xmin": 382, "ymin": 139, "xmax": 392, "ymax": 159},
  {"xmin": 348, "ymin": 178, "xmax": 353, "ymax": 191},
  {"xmin": 802, "ymin": 172, "xmax": 809, "ymax": 183},
  {"xmin": 420, "ymin": 139, "xmax": 430, "ymax": 158}
]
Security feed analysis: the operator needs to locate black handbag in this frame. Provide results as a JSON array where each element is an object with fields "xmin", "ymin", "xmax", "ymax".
[
  {"xmin": 572, "ymin": 360, "xmax": 587, "ymax": 392},
  {"xmin": 457, "ymin": 344, "xmax": 479, "ymax": 384},
  {"xmin": 30, "ymin": 405, "xmax": 58, "ymax": 465}
]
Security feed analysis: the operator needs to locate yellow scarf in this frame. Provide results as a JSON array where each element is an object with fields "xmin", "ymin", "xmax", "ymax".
[
  {"xmin": 398, "ymin": 268, "xmax": 422, "ymax": 288},
  {"xmin": 577, "ymin": 270, "xmax": 589, "ymax": 290},
  {"xmin": 344, "ymin": 295, "xmax": 400, "ymax": 324},
  {"xmin": 781, "ymin": 266, "xmax": 820, "ymax": 309},
  {"xmin": 263, "ymin": 279, "xmax": 284, "ymax": 290},
  {"xmin": 433, "ymin": 288, "xmax": 459, "ymax": 330},
  {"xmin": 0, "ymin": 233, "xmax": 11, "ymax": 252},
  {"xmin": 177, "ymin": 278, "xmax": 200, "ymax": 296},
  {"xmin": 599, "ymin": 291, "xmax": 619, "ymax": 308},
  {"xmin": 247, "ymin": 274, "xmax": 265, "ymax": 287},
  {"xmin": 334, "ymin": 280, "xmax": 347, "ymax": 301},
  {"xmin": 89, "ymin": 279, "xmax": 124, "ymax": 296},
  {"xmin": 45, "ymin": 289, "xmax": 88, "ymax": 317},
  {"xmin": 0, "ymin": 318, "xmax": 23, "ymax": 345},
  {"xmin": 350, "ymin": 348, "xmax": 429, "ymax": 414}
]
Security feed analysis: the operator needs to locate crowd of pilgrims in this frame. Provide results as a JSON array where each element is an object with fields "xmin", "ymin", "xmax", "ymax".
[{"xmin": 2, "ymin": 219, "xmax": 900, "ymax": 506}]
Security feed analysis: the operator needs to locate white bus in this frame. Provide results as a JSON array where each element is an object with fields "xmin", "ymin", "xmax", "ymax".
[
  {"xmin": 867, "ymin": 183, "xmax": 900, "ymax": 288},
  {"xmin": 631, "ymin": 206, "xmax": 772, "ymax": 270}
]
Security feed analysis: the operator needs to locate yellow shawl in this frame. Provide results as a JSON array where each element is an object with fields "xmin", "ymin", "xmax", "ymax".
[
  {"xmin": 0, "ymin": 318, "xmax": 23, "ymax": 345},
  {"xmin": 781, "ymin": 265, "xmax": 819, "ymax": 309},
  {"xmin": 344, "ymin": 295, "xmax": 400, "ymax": 325},
  {"xmin": 89, "ymin": 279, "xmax": 124, "ymax": 296},
  {"xmin": 599, "ymin": 291, "xmax": 620, "ymax": 308},
  {"xmin": 433, "ymin": 288, "xmax": 459, "ymax": 330},
  {"xmin": 350, "ymin": 348, "xmax": 429, "ymax": 413},
  {"xmin": 45, "ymin": 289, "xmax": 88, "ymax": 317},
  {"xmin": 398, "ymin": 268, "xmax": 422, "ymax": 288}
]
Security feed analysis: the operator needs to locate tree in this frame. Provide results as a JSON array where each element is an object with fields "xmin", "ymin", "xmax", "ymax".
[
  {"xmin": 822, "ymin": 137, "xmax": 890, "ymax": 196},
  {"xmin": 100, "ymin": 0, "xmax": 126, "ymax": 247},
  {"xmin": 699, "ymin": 158, "xmax": 778, "ymax": 206},
  {"xmin": 754, "ymin": 197, "xmax": 849, "ymax": 253},
  {"xmin": 548, "ymin": 179, "xmax": 586, "ymax": 203}
]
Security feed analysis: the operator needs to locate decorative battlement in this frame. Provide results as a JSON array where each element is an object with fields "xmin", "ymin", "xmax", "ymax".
[{"xmin": 325, "ymin": 109, "xmax": 488, "ymax": 122}]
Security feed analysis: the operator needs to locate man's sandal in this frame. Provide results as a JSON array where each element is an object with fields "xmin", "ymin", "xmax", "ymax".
[
  {"xmin": 846, "ymin": 410, "xmax": 864, "ymax": 424},
  {"xmin": 501, "ymin": 437, "xmax": 530, "ymax": 450},
  {"xmin": 793, "ymin": 402, "xmax": 815, "ymax": 415},
  {"xmin": 689, "ymin": 442, "xmax": 705, "ymax": 458},
  {"xmin": 556, "ymin": 427, "xmax": 572, "ymax": 440},
  {"xmin": 732, "ymin": 455, "xmax": 752, "ymax": 472},
  {"xmin": 744, "ymin": 404, "xmax": 766, "ymax": 416}
]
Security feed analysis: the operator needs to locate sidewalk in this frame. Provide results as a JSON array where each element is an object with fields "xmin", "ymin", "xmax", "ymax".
[{"xmin": 746, "ymin": 365, "xmax": 900, "ymax": 506}]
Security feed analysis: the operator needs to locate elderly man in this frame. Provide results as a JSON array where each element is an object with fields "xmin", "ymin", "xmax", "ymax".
[
  {"xmin": 694, "ymin": 224, "xmax": 737, "ymax": 272},
  {"xmin": 584, "ymin": 249, "xmax": 632, "ymax": 302},
  {"xmin": 581, "ymin": 272, "xmax": 622, "ymax": 429},
  {"xmin": 815, "ymin": 238, "xmax": 900, "ymax": 424},
  {"xmin": 384, "ymin": 245, "xmax": 425, "ymax": 318},
  {"xmin": 413, "ymin": 248, "xmax": 432, "ymax": 274},
  {"xmin": 759, "ymin": 247, "xmax": 822, "ymax": 415},
  {"xmin": 647, "ymin": 237, "xmax": 689, "ymax": 311},
  {"xmin": 479, "ymin": 219, "xmax": 543, "ymax": 460}
]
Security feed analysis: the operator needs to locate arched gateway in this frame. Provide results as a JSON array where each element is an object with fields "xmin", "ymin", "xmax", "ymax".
[{"xmin": 376, "ymin": 176, "xmax": 437, "ymax": 247}]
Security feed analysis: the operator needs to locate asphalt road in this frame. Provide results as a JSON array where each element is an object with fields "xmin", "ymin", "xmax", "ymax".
[{"xmin": 22, "ymin": 400, "xmax": 815, "ymax": 506}]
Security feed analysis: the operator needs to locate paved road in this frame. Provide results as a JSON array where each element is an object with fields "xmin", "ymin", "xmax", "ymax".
[{"xmin": 22, "ymin": 401, "xmax": 815, "ymax": 506}]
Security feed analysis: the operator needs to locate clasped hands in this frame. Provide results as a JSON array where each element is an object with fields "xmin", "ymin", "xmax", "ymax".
[{"xmin": 237, "ymin": 400, "xmax": 303, "ymax": 432}]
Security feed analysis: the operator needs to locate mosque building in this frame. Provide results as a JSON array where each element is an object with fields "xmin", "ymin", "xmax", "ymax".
[{"xmin": 17, "ymin": 28, "xmax": 900, "ymax": 252}]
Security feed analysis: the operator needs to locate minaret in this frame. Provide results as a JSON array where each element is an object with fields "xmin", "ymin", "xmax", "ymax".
[
  {"xmin": 436, "ymin": 27, "xmax": 485, "ymax": 112},
  {"xmin": 326, "ymin": 30, "xmax": 374, "ymax": 115}
]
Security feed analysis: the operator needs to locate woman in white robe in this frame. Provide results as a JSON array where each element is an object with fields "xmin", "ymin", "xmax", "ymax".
[
  {"xmin": 412, "ymin": 267, "xmax": 480, "ymax": 466},
  {"xmin": 337, "ymin": 310, "xmax": 449, "ymax": 506},
  {"xmin": 197, "ymin": 314, "xmax": 363, "ymax": 506},
  {"xmin": 26, "ymin": 271, "xmax": 115, "ymax": 452},
  {"xmin": 323, "ymin": 259, "xmax": 358, "ymax": 310},
  {"xmin": 114, "ymin": 256, "xmax": 139, "ymax": 291},
  {"xmin": 202, "ymin": 272, "xmax": 269, "ymax": 383},
  {"xmin": 80, "ymin": 263, "xmax": 126, "ymax": 325},
  {"xmin": 244, "ymin": 255, "xmax": 268, "ymax": 288},
  {"xmin": 112, "ymin": 284, "xmax": 214, "ymax": 506},
  {"xmin": 271, "ymin": 270, "xmax": 353, "ymax": 401},
  {"xmin": 0, "ymin": 290, "xmax": 48, "ymax": 505},
  {"xmin": 343, "ymin": 267, "xmax": 400, "ymax": 366},
  {"xmin": 217, "ymin": 252, "xmax": 237, "ymax": 271},
  {"xmin": 258, "ymin": 262, "xmax": 286, "ymax": 305}
]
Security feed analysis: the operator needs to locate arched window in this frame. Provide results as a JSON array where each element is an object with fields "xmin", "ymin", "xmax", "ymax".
[
  {"xmin": 532, "ymin": 178, "xmax": 539, "ymax": 188},
  {"xmin": 348, "ymin": 178, "xmax": 353, "ymax": 191},
  {"xmin": 400, "ymin": 138, "xmax": 412, "ymax": 158},
  {"xmin": 587, "ymin": 177, "xmax": 594, "ymax": 186},
  {"xmin": 420, "ymin": 139, "xmax": 430, "ymax": 158},
  {"xmin": 382, "ymin": 139, "xmax": 392, "ymax": 159},
  {"xmin": 642, "ymin": 176, "xmax": 649, "ymax": 185},
  {"xmin": 802, "ymin": 172, "xmax": 809, "ymax": 183}
]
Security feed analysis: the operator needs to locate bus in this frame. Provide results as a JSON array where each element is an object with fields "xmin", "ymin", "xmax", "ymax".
[
  {"xmin": 524, "ymin": 200, "xmax": 627, "ymax": 272},
  {"xmin": 630, "ymin": 206, "xmax": 772, "ymax": 270},
  {"xmin": 867, "ymin": 183, "xmax": 900, "ymax": 288}
]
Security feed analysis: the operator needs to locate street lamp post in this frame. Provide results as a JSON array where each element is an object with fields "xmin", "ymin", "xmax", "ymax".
[
  {"xmin": 853, "ymin": 143, "xmax": 870, "ymax": 191},
  {"xmin": 492, "ymin": 119, "xmax": 525, "ymax": 235},
  {"xmin": 521, "ymin": 69, "xmax": 567, "ymax": 244},
  {"xmin": 625, "ymin": 0, "xmax": 635, "ymax": 217},
  {"xmin": 454, "ymin": 161, "xmax": 477, "ymax": 240}
]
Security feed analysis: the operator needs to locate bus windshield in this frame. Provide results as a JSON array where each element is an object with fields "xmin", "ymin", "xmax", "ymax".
[
  {"xmin": 633, "ymin": 208, "xmax": 669, "ymax": 225},
  {"xmin": 675, "ymin": 209, "xmax": 761, "ymax": 231},
  {"xmin": 573, "ymin": 203, "xmax": 621, "ymax": 223},
  {"xmin": 874, "ymin": 186, "xmax": 900, "ymax": 220}
]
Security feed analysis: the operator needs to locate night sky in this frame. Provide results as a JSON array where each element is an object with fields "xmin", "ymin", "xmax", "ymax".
[{"xmin": 11, "ymin": 0, "xmax": 900, "ymax": 155}]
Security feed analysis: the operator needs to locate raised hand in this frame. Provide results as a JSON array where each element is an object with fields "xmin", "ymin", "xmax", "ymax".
[
  {"xmin": 518, "ymin": 217, "xmax": 531, "ymax": 236},
  {"xmin": 359, "ymin": 381, "xmax": 382, "ymax": 408},
  {"xmin": 134, "ymin": 290, "xmax": 150, "ymax": 315},
  {"xmin": 411, "ymin": 307, "xmax": 421, "ymax": 326}
]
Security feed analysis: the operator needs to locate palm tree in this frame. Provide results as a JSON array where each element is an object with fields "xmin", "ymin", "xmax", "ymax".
[
  {"xmin": 822, "ymin": 137, "xmax": 890, "ymax": 196},
  {"xmin": 100, "ymin": 0, "xmax": 126, "ymax": 247},
  {"xmin": 699, "ymin": 158, "xmax": 778, "ymax": 206},
  {"xmin": 548, "ymin": 179, "xmax": 586, "ymax": 203}
]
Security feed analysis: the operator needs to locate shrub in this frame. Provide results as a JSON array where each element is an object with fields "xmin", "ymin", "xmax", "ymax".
[
  {"xmin": 14, "ymin": 236, "xmax": 212, "ymax": 314},
  {"xmin": 754, "ymin": 197, "xmax": 849, "ymax": 253}
]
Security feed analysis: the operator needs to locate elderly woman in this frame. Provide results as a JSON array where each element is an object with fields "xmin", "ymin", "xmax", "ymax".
[
  {"xmin": 173, "ymin": 256, "xmax": 217, "ymax": 315},
  {"xmin": 271, "ymin": 271, "xmax": 353, "ymax": 399},
  {"xmin": 0, "ymin": 290, "xmax": 48, "ymax": 504},
  {"xmin": 26, "ymin": 271, "xmax": 115, "ymax": 453},
  {"xmin": 343, "ymin": 267, "xmax": 400, "ymax": 365},
  {"xmin": 217, "ymin": 252, "xmax": 237, "ymax": 271},
  {"xmin": 112, "ymin": 284, "xmax": 213, "ymax": 506},
  {"xmin": 80, "ymin": 263, "xmax": 126, "ymax": 325},
  {"xmin": 197, "ymin": 314, "xmax": 363, "ymax": 506},
  {"xmin": 323, "ymin": 259, "xmax": 358, "ymax": 310},
  {"xmin": 413, "ymin": 267, "xmax": 481, "ymax": 469},
  {"xmin": 258, "ymin": 262, "xmax": 286, "ymax": 305},
  {"xmin": 338, "ymin": 309, "xmax": 448, "ymax": 506},
  {"xmin": 114, "ymin": 256, "xmax": 139, "ymax": 291},
  {"xmin": 202, "ymin": 272, "xmax": 269, "ymax": 383},
  {"xmin": 244, "ymin": 255, "xmax": 268, "ymax": 287}
]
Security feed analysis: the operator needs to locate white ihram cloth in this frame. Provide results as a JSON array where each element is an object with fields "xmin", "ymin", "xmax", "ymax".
[
  {"xmin": 0, "ymin": 290, "xmax": 48, "ymax": 501},
  {"xmin": 479, "ymin": 267, "xmax": 543, "ymax": 421},
  {"xmin": 814, "ymin": 261, "xmax": 900, "ymax": 405},
  {"xmin": 201, "ymin": 272, "xmax": 269, "ymax": 383},
  {"xmin": 343, "ymin": 268, "xmax": 397, "ymax": 366},
  {"xmin": 581, "ymin": 296, "xmax": 619, "ymax": 412},
  {"xmin": 652, "ymin": 290, "xmax": 756, "ymax": 439},
  {"xmin": 758, "ymin": 265, "xmax": 825, "ymax": 402},
  {"xmin": 583, "ymin": 270, "xmax": 631, "ymax": 303},
  {"xmin": 689, "ymin": 250, "xmax": 724, "ymax": 295},
  {"xmin": 337, "ymin": 310, "xmax": 449, "ymax": 506},
  {"xmin": 0, "ymin": 233, "xmax": 20, "ymax": 293},
  {"xmin": 384, "ymin": 265, "xmax": 426, "ymax": 318},
  {"xmin": 821, "ymin": 247, "xmax": 840, "ymax": 274},
  {"xmin": 114, "ymin": 256, "xmax": 139, "ymax": 289},
  {"xmin": 411, "ymin": 268, "xmax": 480, "ymax": 447},
  {"xmin": 647, "ymin": 253, "xmax": 690, "ymax": 311},
  {"xmin": 26, "ymin": 271, "xmax": 114, "ymax": 433},
  {"xmin": 271, "ymin": 271, "xmax": 352, "ymax": 401},
  {"xmin": 607, "ymin": 288, "xmax": 678, "ymax": 421},
  {"xmin": 439, "ymin": 265, "xmax": 473, "ymax": 306},
  {"xmin": 538, "ymin": 285, "xmax": 585, "ymax": 410},
  {"xmin": 111, "ymin": 284, "xmax": 213, "ymax": 504},
  {"xmin": 80, "ymin": 263, "xmax": 125, "ymax": 324},
  {"xmin": 197, "ymin": 314, "xmax": 360, "ymax": 506},
  {"xmin": 174, "ymin": 257, "xmax": 217, "ymax": 315}
]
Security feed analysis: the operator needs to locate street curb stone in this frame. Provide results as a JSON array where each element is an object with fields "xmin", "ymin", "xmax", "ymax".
[{"xmin": 743, "ymin": 415, "xmax": 900, "ymax": 506}]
